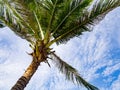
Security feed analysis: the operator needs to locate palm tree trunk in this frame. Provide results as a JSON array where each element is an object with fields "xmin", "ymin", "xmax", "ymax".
[
  {"xmin": 11, "ymin": 59, "xmax": 41, "ymax": 90},
  {"xmin": 11, "ymin": 40, "xmax": 47, "ymax": 90}
]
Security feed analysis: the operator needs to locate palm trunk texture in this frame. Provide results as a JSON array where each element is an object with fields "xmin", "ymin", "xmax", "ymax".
[
  {"xmin": 11, "ymin": 59, "xmax": 41, "ymax": 90},
  {"xmin": 11, "ymin": 41, "xmax": 47, "ymax": 90}
]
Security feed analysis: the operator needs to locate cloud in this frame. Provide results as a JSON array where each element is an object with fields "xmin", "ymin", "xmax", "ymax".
[
  {"xmin": 0, "ymin": 27, "xmax": 33, "ymax": 90},
  {"xmin": 103, "ymin": 61, "xmax": 120, "ymax": 76},
  {"xmin": 111, "ymin": 75, "xmax": 120, "ymax": 90}
]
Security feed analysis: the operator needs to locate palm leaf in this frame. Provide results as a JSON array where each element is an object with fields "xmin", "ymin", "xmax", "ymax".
[
  {"xmin": 52, "ymin": 0, "xmax": 93, "ymax": 34},
  {"xmin": 50, "ymin": 52, "xmax": 99, "ymax": 90},
  {"xmin": 51, "ymin": 0, "xmax": 120, "ymax": 44},
  {"xmin": 0, "ymin": 21, "xmax": 4, "ymax": 28},
  {"xmin": 35, "ymin": 0, "xmax": 93, "ymax": 35},
  {"xmin": 0, "ymin": 0, "xmax": 35, "ymax": 41},
  {"xmin": 0, "ymin": 0, "xmax": 45, "ymax": 42},
  {"xmin": 36, "ymin": 0, "xmax": 65, "ymax": 33}
]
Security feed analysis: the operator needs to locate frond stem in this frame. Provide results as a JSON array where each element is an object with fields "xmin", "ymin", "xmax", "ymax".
[
  {"xmin": 34, "ymin": 11, "xmax": 44, "ymax": 39},
  {"xmin": 52, "ymin": 0, "xmax": 83, "ymax": 34}
]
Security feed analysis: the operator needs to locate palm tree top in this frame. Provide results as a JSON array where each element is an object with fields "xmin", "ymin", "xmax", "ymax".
[{"xmin": 1, "ymin": 0, "xmax": 120, "ymax": 45}]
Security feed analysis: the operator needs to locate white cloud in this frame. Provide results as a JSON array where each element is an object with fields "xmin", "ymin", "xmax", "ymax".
[
  {"xmin": 0, "ymin": 28, "xmax": 33, "ymax": 90},
  {"xmin": 110, "ymin": 75, "xmax": 120, "ymax": 90},
  {"xmin": 103, "ymin": 61, "xmax": 120, "ymax": 76}
]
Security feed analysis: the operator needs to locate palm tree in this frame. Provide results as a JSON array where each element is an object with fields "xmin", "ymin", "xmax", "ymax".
[{"xmin": 0, "ymin": 0, "xmax": 120, "ymax": 90}]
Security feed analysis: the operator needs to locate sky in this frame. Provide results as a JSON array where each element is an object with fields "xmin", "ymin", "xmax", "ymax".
[{"xmin": 0, "ymin": 5, "xmax": 120, "ymax": 90}]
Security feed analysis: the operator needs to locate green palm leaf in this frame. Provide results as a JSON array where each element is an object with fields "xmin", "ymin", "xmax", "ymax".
[
  {"xmin": 0, "ymin": 0, "xmax": 45, "ymax": 42},
  {"xmin": 51, "ymin": 0, "xmax": 120, "ymax": 44},
  {"xmin": 0, "ymin": 21, "xmax": 4, "ymax": 28},
  {"xmin": 52, "ymin": 0, "xmax": 93, "ymax": 34},
  {"xmin": 51, "ymin": 52, "xmax": 99, "ymax": 90},
  {"xmin": 0, "ymin": 0, "xmax": 35, "ymax": 41}
]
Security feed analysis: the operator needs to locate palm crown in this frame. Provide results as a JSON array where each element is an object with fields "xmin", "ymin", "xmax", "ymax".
[{"xmin": 0, "ymin": 0, "xmax": 120, "ymax": 90}]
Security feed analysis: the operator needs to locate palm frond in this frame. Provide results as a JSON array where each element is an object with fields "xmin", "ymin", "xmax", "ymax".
[
  {"xmin": 34, "ymin": 11, "xmax": 44, "ymax": 39},
  {"xmin": 43, "ymin": 0, "xmax": 60, "ymax": 44},
  {"xmin": 52, "ymin": 0, "xmax": 93, "ymax": 34},
  {"xmin": 0, "ymin": 0, "xmax": 36, "ymax": 41},
  {"xmin": 50, "ymin": 53, "xmax": 99, "ymax": 90},
  {"xmin": 0, "ymin": 0, "xmax": 46, "ymax": 42},
  {"xmin": 0, "ymin": 21, "xmax": 5, "ymax": 28},
  {"xmin": 51, "ymin": 0, "xmax": 120, "ymax": 44},
  {"xmin": 36, "ymin": 0, "xmax": 65, "ymax": 33},
  {"xmin": 35, "ymin": 0, "xmax": 93, "ymax": 36}
]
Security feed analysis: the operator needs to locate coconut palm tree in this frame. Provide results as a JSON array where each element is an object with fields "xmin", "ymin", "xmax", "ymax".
[{"xmin": 0, "ymin": 0, "xmax": 120, "ymax": 90}]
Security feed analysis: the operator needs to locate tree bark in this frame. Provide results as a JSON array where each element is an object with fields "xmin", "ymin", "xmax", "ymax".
[
  {"xmin": 11, "ymin": 59, "xmax": 41, "ymax": 90},
  {"xmin": 11, "ymin": 40, "xmax": 47, "ymax": 90}
]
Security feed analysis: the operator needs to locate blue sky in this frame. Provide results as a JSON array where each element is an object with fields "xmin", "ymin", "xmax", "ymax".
[{"xmin": 0, "ymin": 6, "xmax": 120, "ymax": 90}]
